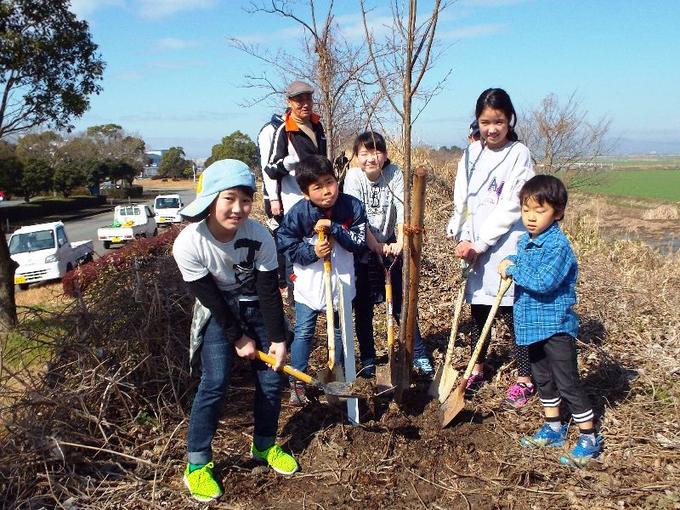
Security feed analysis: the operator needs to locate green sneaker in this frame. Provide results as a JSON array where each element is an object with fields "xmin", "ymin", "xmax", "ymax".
[
  {"xmin": 183, "ymin": 462, "xmax": 223, "ymax": 502},
  {"xmin": 251, "ymin": 443, "xmax": 299, "ymax": 475}
]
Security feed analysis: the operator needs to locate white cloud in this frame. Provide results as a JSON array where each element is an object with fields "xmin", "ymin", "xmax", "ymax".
[
  {"xmin": 153, "ymin": 37, "xmax": 198, "ymax": 50},
  {"xmin": 231, "ymin": 26, "xmax": 303, "ymax": 45},
  {"xmin": 439, "ymin": 23, "xmax": 505, "ymax": 40},
  {"xmin": 460, "ymin": 0, "xmax": 533, "ymax": 6},
  {"xmin": 70, "ymin": 0, "xmax": 123, "ymax": 19},
  {"xmin": 137, "ymin": 0, "xmax": 217, "ymax": 19},
  {"xmin": 112, "ymin": 70, "xmax": 144, "ymax": 81}
]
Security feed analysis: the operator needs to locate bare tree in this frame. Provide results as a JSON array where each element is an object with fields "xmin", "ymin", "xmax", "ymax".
[
  {"xmin": 229, "ymin": 0, "xmax": 377, "ymax": 160},
  {"xmin": 518, "ymin": 92, "xmax": 612, "ymax": 187},
  {"xmin": 361, "ymin": 0, "xmax": 449, "ymax": 397}
]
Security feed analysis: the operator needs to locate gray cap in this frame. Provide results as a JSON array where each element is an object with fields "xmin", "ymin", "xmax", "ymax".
[{"xmin": 285, "ymin": 80, "xmax": 314, "ymax": 98}]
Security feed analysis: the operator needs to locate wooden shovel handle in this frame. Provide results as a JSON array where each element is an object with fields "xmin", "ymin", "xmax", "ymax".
[
  {"xmin": 316, "ymin": 227, "xmax": 336, "ymax": 369},
  {"xmin": 256, "ymin": 350, "xmax": 313, "ymax": 385},
  {"xmin": 443, "ymin": 262, "xmax": 470, "ymax": 366},
  {"xmin": 462, "ymin": 277, "xmax": 512, "ymax": 380},
  {"xmin": 385, "ymin": 281, "xmax": 395, "ymax": 348}
]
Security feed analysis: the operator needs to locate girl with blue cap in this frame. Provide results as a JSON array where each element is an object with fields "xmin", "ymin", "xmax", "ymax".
[{"xmin": 173, "ymin": 159, "xmax": 298, "ymax": 502}]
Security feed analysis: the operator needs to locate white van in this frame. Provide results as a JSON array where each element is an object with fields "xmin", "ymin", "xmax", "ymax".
[
  {"xmin": 9, "ymin": 221, "xmax": 94, "ymax": 290},
  {"xmin": 153, "ymin": 194, "xmax": 183, "ymax": 226}
]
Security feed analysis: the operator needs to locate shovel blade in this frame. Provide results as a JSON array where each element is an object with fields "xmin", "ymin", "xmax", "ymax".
[
  {"xmin": 440, "ymin": 382, "xmax": 467, "ymax": 428},
  {"xmin": 321, "ymin": 381, "xmax": 358, "ymax": 398},
  {"xmin": 429, "ymin": 364, "xmax": 460, "ymax": 403},
  {"xmin": 375, "ymin": 364, "xmax": 392, "ymax": 389}
]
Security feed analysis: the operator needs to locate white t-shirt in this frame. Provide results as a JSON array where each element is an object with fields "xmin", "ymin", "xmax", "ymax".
[
  {"xmin": 343, "ymin": 163, "xmax": 404, "ymax": 243},
  {"xmin": 292, "ymin": 231, "xmax": 356, "ymax": 311},
  {"xmin": 173, "ymin": 219, "xmax": 278, "ymax": 301}
]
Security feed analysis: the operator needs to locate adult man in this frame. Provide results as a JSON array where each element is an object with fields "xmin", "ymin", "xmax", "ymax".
[{"xmin": 265, "ymin": 80, "xmax": 327, "ymax": 215}]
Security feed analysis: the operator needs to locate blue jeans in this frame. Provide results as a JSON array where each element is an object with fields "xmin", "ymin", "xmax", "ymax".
[
  {"xmin": 187, "ymin": 302, "xmax": 285, "ymax": 465},
  {"xmin": 291, "ymin": 301, "xmax": 344, "ymax": 377}
]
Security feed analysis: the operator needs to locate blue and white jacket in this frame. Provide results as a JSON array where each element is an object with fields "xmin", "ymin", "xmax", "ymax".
[{"xmin": 277, "ymin": 193, "xmax": 367, "ymax": 310}]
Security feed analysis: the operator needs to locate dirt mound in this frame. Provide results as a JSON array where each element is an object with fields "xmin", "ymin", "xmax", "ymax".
[{"xmin": 642, "ymin": 204, "xmax": 679, "ymax": 220}]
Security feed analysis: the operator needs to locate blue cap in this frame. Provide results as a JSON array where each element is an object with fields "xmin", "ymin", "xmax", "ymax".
[{"xmin": 180, "ymin": 159, "xmax": 256, "ymax": 219}]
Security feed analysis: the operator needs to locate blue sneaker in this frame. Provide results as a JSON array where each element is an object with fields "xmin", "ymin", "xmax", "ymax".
[
  {"xmin": 413, "ymin": 357, "xmax": 434, "ymax": 376},
  {"xmin": 520, "ymin": 423, "xmax": 568, "ymax": 448},
  {"xmin": 560, "ymin": 434, "xmax": 602, "ymax": 468}
]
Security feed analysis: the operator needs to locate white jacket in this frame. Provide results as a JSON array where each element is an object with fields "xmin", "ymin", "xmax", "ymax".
[{"xmin": 446, "ymin": 140, "xmax": 534, "ymax": 306}]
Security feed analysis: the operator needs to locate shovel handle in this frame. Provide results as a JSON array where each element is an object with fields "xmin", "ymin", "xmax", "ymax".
[
  {"xmin": 316, "ymin": 227, "xmax": 336, "ymax": 369},
  {"xmin": 462, "ymin": 277, "xmax": 512, "ymax": 380},
  {"xmin": 256, "ymin": 350, "xmax": 313, "ymax": 385},
  {"xmin": 443, "ymin": 261, "xmax": 471, "ymax": 365},
  {"xmin": 385, "ymin": 281, "xmax": 395, "ymax": 348}
]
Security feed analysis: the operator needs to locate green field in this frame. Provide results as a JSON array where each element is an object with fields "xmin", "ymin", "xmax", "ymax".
[{"xmin": 586, "ymin": 168, "xmax": 680, "ymax": 202}]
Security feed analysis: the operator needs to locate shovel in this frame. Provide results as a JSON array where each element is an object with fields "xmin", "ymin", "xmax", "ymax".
[
  {"xmin": 376, "ymin": 256, "xmax": 400, "ymax": 388},
  {"xmin": 256, "ymin": 351, "xmax": 358, "ymax": 398},
  {"xmin": 440, "ymin": 276, "xmax": 512, "ymax": 428},
  {"xmin": 315, "ymin": 227, "xmax": 345, "ymax": 384},
  {"xmin": 429, "ymin": 261, "xmax": 470, "ymax": 402}
]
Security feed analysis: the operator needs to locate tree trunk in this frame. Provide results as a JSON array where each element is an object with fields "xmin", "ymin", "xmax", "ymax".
[
  {"xmin": 394, "ymin": 0, "xmax": 417, "ymax": 402},
  {"xmin": 0, "ymin": 219, "xmax": 18, "ymax": 333}
]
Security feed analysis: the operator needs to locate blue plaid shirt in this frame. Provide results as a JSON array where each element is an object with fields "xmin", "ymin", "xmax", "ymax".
[{"xmin": 505, "ymin": 222, "xmax": 579, "ymax": 345}]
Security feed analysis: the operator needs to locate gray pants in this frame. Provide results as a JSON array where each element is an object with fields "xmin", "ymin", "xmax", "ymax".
[{"xmin": 528, "ymin": 334, "xmax": 594, "ymax": 424}]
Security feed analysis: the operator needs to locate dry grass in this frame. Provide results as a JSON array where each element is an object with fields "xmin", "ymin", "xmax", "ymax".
[
  {"xmin": 134, "ymin": 178, "xmax": 197, "ymax": 190},
  {"xmin": 1, "ymin": 165, "xmax": 679, "ymax": 508},
  {"xmin": 641, "ymin": 204, "xmax": 679, "ymax": 220},
  {"xmin": 14, "ymin": 282, "xmax": 72, "ymax": 311}
]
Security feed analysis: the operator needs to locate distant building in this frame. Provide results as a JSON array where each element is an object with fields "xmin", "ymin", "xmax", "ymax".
[{"xmin": 143, "ymin": 149, "xmax": 169, "ymax": 177}]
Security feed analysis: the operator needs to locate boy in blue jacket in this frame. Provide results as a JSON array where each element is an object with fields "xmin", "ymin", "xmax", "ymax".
[
  {"xmin": 499, "ymin": 175, "xmax": 602, "ymax": 467},
  {"xmin": 277, "ymin": 155, "xmax": 367, "ymax": 405}
]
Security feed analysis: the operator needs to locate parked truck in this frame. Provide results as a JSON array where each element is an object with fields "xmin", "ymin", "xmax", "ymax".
[
  {"xmin": 9, "ymin": 221, "xmax": 94, "ymax": 290},
  {"xmin": 153, "ymin": 193, "xmax": 183, "ymax": 226},
  {"xmin": 97, "ymin": 204, "xmax": 157, "ymax": 249}
]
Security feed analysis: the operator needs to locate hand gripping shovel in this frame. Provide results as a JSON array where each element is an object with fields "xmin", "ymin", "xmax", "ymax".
[
  {"xmin": 429, "ymin": 261, "xmax": 470, "ymax": 402},
  {"xmin": 315, "ymin": 227, "xmax": 345, "ymax": 384},
  {"xmin": 440, "ymin": 276, "xmax": 512, "ymax": 428},
  {"xmin": 376, "ymin": 256, "xmax": 400, "ymax": 389},
  {"xmin": 256, "ymin": 351, "xmax": 357, "ymax": 398}
]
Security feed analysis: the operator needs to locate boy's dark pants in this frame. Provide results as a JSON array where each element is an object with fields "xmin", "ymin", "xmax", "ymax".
[
  {"xmin": 353, "ymin": 255, "xmax": 428, "ymax": 369},
  {"xmin": 528, "ymin": 333, "xmax": 593, "ymax": 423}
]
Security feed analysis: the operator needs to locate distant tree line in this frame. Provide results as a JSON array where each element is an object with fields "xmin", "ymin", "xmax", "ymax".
[{"xmin": 0, "ymin": 124, "xmax": 145, "ymax": 201}]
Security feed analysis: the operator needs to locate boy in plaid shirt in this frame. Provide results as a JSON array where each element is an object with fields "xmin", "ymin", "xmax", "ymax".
[{"xmin": 499, "ymin": 175, "xmax": 602, "ymax": 467}]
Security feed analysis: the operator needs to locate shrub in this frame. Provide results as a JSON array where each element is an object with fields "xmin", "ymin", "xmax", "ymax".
[{"xmin": 63, "ymin": 226, "xmax": 181, "ymax": 297}]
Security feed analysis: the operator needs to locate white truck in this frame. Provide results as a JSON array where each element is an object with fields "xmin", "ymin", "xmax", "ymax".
[
  {"xmin": 153, "ymin": 193, "xmax": 183, "ymax": 226},
  {"xmin": 97, "ymin": 204, "xmax": 157, "ymax": 249},
  {"xmin": 9, "ymin": 221, "xmax": 94, "ymax": 290}
]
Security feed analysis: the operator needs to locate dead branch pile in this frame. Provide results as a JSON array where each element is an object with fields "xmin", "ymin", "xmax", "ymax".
[
  {"xmin": 0, "ymin": 167, "xmax": 679, "ymax": 508},
  {"xmin": 0, "ymin": 233, "xmax": 196, "ymax": 509}
]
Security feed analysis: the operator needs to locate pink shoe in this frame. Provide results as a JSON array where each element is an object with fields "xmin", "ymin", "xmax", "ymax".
[
  {"xmin": 505, "ymin": 382, "xmax": 536, "ymax": 408},
  {"xmin": 465, "ymin": 372, "xmax": 485, "ymax": 392}
]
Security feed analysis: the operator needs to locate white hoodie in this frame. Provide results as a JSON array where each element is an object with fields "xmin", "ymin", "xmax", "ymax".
[{"xmin": 446, "ymin": 140, "xmax": 534, "ymax": 306}]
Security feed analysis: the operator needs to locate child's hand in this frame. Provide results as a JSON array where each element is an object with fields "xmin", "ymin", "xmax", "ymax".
[
  {"xmin": 314, "ymin": 218, "xmax": 331, "ymax": 232},
  {"xmin": 234, "ymin": 334, "xmax": 257, "ymax": 359},
  {"xmin": 315, "ymin": 238, "xmax": 332, "ymax": 258},
  {"xmin": 270, "ymin": 199, "xmax": 282, "ymax": 217},
  {"xmin": 384, "ymin": 240, "xmax": 403, "ymax": 257},
  {"xmin": 498, "ymin": 259, "xmax": 514, "ymax": 279},
  {"xmin": 454, "ymin": 240, "xmax": 479, "ymax": 264},
  {"xmin": 267, "ymin": 342, "xmax": 287, "ymax": 371}
]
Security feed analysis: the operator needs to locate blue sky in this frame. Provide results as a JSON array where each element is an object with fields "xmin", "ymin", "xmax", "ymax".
[{"xmin": 70, "ymin": 0, "xmax": 680, "ymax": 159}]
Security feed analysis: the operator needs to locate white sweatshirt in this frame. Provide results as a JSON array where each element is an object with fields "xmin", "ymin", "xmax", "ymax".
[{"xmin": 446, "ymin": 140, "xmax": 534, "ymax": 306}]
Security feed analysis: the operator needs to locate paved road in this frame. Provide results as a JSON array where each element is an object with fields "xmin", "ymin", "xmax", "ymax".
[{"xmin": 6, "ymin": 188, "xmax": 196, "ymax": 257}]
